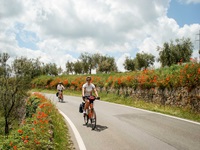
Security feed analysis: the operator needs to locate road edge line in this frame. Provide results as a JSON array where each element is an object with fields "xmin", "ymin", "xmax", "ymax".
[
  {"xmin": 100, "ymin": 101, "xmax": 200, "ymax": 125},
  {"xmin": 58, "ymin": 110, "xmax": 86, "ymax": 150}
]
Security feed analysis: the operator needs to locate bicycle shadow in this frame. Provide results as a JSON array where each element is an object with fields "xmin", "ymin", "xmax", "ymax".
[
  {"xmin": 85, "ymin": 124, "xmax": 108, "ymax": 132},
  {"xmin": 58, "ymin": 101, "xmax": 67, "ymax": 103},
  {"xmin": 94, "ymin": 124, "xmax": 108, "ymax": 132}
]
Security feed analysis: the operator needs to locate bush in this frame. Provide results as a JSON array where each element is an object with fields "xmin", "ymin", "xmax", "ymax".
[
  {"xmin": 0, "ymin": 93, "xmax": 71, "ymax": 150},
  {"xmin": 32, "ymin": 62, "xmax": 200, "ymax": 92}
]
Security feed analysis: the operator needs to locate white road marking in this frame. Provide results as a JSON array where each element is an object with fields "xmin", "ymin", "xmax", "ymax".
[
  {"xmin": 59, "ymin": 110, "xmax": 86, "ymax": 150},
  {"xmin": 101, "ymin": 101, "xmax": 200, "ymax": 126}
]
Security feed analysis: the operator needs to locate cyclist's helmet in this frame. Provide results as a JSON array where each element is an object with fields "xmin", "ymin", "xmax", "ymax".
[{"xmin": 86, "ymin": 76, "xmax": 91, "ymax": 81}]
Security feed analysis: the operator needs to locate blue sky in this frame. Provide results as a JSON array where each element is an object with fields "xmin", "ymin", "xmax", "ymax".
[
  {"xmin": 0, "ymin": 0, "xmax": 200, "ymax": 71},
  {"xmin": 15, "ymin": 23, "xmax": 39, "ymax": 50},
  {"xmin": 168, "ymin": 0, "xmax": 200, "ymax": 26}
]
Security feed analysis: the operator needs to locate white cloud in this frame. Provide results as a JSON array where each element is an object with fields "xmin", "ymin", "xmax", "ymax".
[
  {"xmin": 0, "ymin": 0, "xmax": 24, "ymax": 18},
  {"xmin": 116, "ymin": 53, "xmax": 130, "ymax": 72},
  {"xmin": 0, "ymin": 0, "xmax": 199, "ymax": 72}
]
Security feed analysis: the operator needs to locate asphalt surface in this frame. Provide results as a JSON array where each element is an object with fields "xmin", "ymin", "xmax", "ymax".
[{"xmin": 44, "ymin": 94, "xmax": 200, "ymax": 150}]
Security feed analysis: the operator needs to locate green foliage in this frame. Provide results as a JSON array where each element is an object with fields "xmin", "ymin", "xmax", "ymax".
[
  {"xmin": 32, "ymin": 75, "xmax": 53, "ymax": 89},
  {"xmin": 25, "ymin": 96, "xmax": 40, "ymax": 118},
  {"xmin": 123, "ymin": 56, "xmax": 136, "ymax": 71},
  {"xmin": 135, "ymin": 52, "xmax": 155, "ymax": 70},
  {"xmin": 123, "ymin": 52, "xmax": 155, "ymax": 71},
  {"xmin": 66, "ymin": 53, "xmax": 118, "ymax": 74},
  {"xmin": 99, "ymin": 91, "xmax": 200, "ymax": 122},
  {"xmin": 43, "ymin": 63, "xmax": 60, "ymax": 76},
  {"xmin": 98, "ymin": 55, "xmax": 118, "ymax": 73},
  {"xmin": 32, "ymin": 62, "xmax": 200, "ymax": 93},
  {"xmin": 0, "ymin": 53, "xmax": 32, "ymax": 135},
  {"xmin": 66, "ymin": 61, "xmax": 74, "ymax": 75},
  {"xmin": 158, "ymin": 38, "xmax": 193, "ymax": 67},
  {"xmin": 73, "ymin": 60, "xmax": 83, "ymax": 74},
  {"xmin": 0, "ymin": 93, "xmax": 72, "ymax": 150}
]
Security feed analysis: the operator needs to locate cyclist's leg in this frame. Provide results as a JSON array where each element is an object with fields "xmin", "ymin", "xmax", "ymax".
[
  {"xmin": 61, "ymin": 91, "xmax": 63, "ymax": 100},
  {"xmin": 89, "ymin": 103, "xmax": 93, "ymax": 118},
  {"xmin": 84, "ymin": 100, "xmax": 89, "ymax": 113},
  {"xmin": 90, "ymin": 103, "xmax": 93, "ymax": 111},
  {"xmin": 59, "ymin": 91, "xmax": 61, "ymax": 98},
  {"xmin": 58, "ymin": 91, "xmax": 61, "ymax": 101}
]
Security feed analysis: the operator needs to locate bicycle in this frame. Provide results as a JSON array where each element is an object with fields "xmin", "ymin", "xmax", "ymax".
[
  {"xmin": 82, "ymin": 96, "xmax": 100, "ymax": 130},
  {"xmin": 57, "ymin": 90, "xmax": 64, "ymax": 102}
]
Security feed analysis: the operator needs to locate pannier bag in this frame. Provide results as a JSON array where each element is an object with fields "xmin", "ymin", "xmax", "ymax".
[{"xmin": 79, "ymin": 102, "xmax": 85, "ymax": 113}]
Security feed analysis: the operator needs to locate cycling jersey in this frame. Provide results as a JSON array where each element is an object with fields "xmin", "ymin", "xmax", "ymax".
[
  {"xmin": 82, "ymin": 83, "xmax": 95, "ymax": 96},
  {"xmin": 57, "ymin": 84, "xmax": 65, "ymax": 91}
]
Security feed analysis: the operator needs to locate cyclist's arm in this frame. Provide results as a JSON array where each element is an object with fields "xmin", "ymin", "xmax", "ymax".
[
  {"xmin": 93, "ymin": 88, "xmax": 98, "ymax": 97},
  {"xmin": 82, "ymin": 87, "xmax": 85, "ymax": 97}
]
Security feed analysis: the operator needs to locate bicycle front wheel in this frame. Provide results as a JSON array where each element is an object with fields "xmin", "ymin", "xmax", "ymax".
[
  {"xmin": 84, "ymin": 114, "xmax": 88, "ymax": 125},
  {"xmin": 90, "ymin": 110, "xmax": 96, "ymax": 130}
]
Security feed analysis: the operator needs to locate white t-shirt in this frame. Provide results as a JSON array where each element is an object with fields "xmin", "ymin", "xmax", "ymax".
[
  {"xmin": 82, "ymin": 83, "xmax": 95, "ymax": 96},
  {"xmin": 57, "ymin": 84, "xmax": 65, "ymax": 91}
]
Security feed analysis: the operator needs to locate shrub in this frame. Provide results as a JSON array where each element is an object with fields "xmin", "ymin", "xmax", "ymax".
[
  {"xmin": 32, "ymin": 62, "xmax": 200, "ymax": 92},
  {"xmin": 0, "ymin": 93, "xmax": 70, "ymax": 150}
]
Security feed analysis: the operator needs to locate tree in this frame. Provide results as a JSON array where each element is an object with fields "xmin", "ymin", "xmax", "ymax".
[
  {"xmin": 58, "ymin": 66, "xmax": 63, "ymax": 75},
  {"xmin": 79, "ymin": 53, "xmax": 91, "ymax": 74},
  {"xmin": 0, "ymin": 53, "xmax": 32, "ymax": 135},
  {"xmin": 42, "ymin": 63, "xmax": 60, "ymax": 76},
  {"xmin": 91, "ymin": 53, "xmax": 101, "ymax": 71},
  {"xmin": 98, "ymin": 56, "xmax": 118, "ymax": 73},
  {"xmin": 158, "ymin": 38, "xmax": 193, "ymax": 67},
  {"xmin": 73, "ymin": 60, "xmax": 83, "ymax": 74},
  {"xmin": 66, "ymin": 61, "xmax": 74, "ymax": 74},
  {"xmin": 135, "ymin": 52, "xmax": 155, "ymax": 70},
  {"xmin": 79, "ymin": 52, "xmax": 102, "ymax": 74},
  {"xmin": 123, "ymin": 57, "xmax": 136, "ymax": 71},
  {"xmin": 31, "ymin": 58, "xmax": 43, "ymax": 78},
  {"xmin": 48, "ymin": 63, "xmax": 59, "ymax": 76}
]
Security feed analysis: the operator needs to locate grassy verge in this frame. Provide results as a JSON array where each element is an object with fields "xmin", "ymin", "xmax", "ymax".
[
  {"xmin": 31, "ymin": 89, "xmax": 200, "ymax": 123},
  {"xmin": 0, "ymin": 93, "xmax": 74, "ymax": 150},
  {"xmin": 50, "ymin": 100, "xmax": 74, "ymax": 150}
]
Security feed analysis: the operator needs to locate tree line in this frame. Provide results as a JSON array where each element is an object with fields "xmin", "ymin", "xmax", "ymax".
[
  {"xmin": 0, "ymin": 37, "xmax": 195, "ymax": 77},
  {"xmin": 124, "ymin": 37, "xmax": 194, "ymax": 71},
  {"xmin": 66, "ymin": 53, "xmax": 117, "ymax": 74},
  {"xmin": 67, "ymin": 37, "xmax": 194, "ymax": 73}
]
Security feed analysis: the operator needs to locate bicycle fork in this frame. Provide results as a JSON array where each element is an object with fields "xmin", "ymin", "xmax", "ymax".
[{"xmin": 88, "ymin": 108, "xmax": 94, "ymax": 118}]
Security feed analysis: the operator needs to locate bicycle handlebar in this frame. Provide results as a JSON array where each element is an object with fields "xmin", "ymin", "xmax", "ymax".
[{"xmin": 82, "ymin": 96, "xmax": 100, "ymax": 100}]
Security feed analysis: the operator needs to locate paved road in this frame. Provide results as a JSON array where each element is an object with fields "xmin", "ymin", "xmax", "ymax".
[{"xmin": 45, "ymin": 94, "xmax": 200, "ymax": 150}]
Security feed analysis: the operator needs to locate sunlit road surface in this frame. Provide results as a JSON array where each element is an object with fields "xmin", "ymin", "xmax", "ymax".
[{"xmin": 45, "ymin": 94, "xmax": 200, "ymax": 150}]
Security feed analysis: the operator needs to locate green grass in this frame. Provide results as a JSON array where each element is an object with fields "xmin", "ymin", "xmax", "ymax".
[
  {"xmin": 99, "ymin": 92, "xmax": 200, "ymax": 122},
  {"xmin": 29, "ymin": 92, "xmax": 74, "ymax": 149},
  {"xmin": 31, "ymin": 89, "xmax": 200, "ymax": 123},
  {"xmin": 0, "ymin": 116, "xmax": 4, "ymax": 136},
  {"xmin": 0, "ymin": 94, "xmax": 74, "ymax": 150},
  {"xmin": 50, "ymin": 103, "xmax": 74, "ymax": 150}
]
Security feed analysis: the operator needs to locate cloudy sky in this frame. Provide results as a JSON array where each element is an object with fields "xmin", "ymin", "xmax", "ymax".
[{"xmin": 0, "ymin": 0, "xmax": 200, "ymax": 72}]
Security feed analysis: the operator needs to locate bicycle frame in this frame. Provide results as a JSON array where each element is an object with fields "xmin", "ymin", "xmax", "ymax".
[
  {"xmin": 83, "ymin": 96, "xmax": 98, "ymax": 130},
  {"xmin": 87, "ymin": 104, "xmax": 94, "ymax": 118},
  {"xmin": 58, "ymin": 91, "xmax": 63, "ymax": 102}
]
